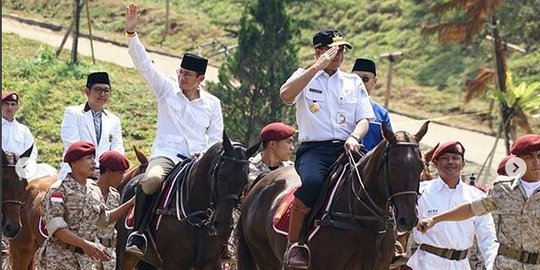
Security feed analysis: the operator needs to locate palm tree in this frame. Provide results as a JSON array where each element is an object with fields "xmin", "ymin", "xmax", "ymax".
[{"xmin": 420, "ymin": 0, "xmax": 520, "ymax": 153}]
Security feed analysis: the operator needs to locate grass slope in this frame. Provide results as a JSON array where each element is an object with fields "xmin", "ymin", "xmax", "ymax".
[{"xmin": 2, "ymin": 33, "xmax": 157, "ymax": 166}]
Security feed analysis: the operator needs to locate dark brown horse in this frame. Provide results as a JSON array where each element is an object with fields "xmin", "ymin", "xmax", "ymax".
[
  {"xmin": 237, "ymin": 122, "xmax": 429, "ymax": 270},
  {"xmin": 5, "ymin": 146, "xmax": 148, "ymax": 270},
  {"xmin": 117, "ymin": 133, "xmax": 258, "ymax": 270},
  {"xmin": 2, "ymin": 146, "xmax": 34, "ymax": 240}
]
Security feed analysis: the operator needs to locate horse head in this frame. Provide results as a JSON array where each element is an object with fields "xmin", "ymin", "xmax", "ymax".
[
  {"xmin": 206, "ymin": 132, "xmax": 257, "ymax": 233},
  {"xmin": 1, "ymin": 145, "xmax": 33, "ymax": 238},
  {"xmin": 358, "ymin": 121, "xmax": 429, "ymax": 233},
  {"xmin": 420, "ymin": 143, "xmax": 438, "ymax": 181}
]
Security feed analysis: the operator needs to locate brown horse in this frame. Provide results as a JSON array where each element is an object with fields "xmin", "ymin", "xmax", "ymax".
[
  {"xmin": 2, "ymin": 146, "xmax": 34, "ymax": 240},
  {"xmin": 237, "ymin": 122, "xmax": 429, "ymax": 270},
  {"xmin": 116, "ymin": 133, "xmax": 258, "ymax": 270},
  {"xmin": 5, "ymin": 146, "xmax": 148, "ymax": 270}
]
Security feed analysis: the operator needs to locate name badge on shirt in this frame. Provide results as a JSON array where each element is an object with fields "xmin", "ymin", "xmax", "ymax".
[
  {"xmin": 337, "ymin": 109, "xmax": 346, "ymax": 125},
  {"xmin": 309, "ymin": 88, "xmax": 323, "ymax": 94}
]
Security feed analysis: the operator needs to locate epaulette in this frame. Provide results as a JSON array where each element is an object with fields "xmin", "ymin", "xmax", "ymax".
[{"xmin": 492, "ymin": 175, "xmax": 515, "ymax": 184}]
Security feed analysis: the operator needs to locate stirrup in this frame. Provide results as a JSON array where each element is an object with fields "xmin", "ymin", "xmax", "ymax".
[
  {"xmin": 125, "ymin": 232, "xmax": 147, "ymax": 256},
  {"xmin": 284, "ymin": 242, "xmax": 311, "ymax": 268}
]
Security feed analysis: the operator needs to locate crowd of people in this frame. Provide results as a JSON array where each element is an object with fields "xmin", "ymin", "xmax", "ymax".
[{"xmin": 2, "ymin": 2, "xmax": 539, "ymax": 270}]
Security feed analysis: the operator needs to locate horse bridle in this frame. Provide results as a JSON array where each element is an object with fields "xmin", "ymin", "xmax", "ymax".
[
  {"xmin": 345, "ymin": 141, "xmax": 420, "ymax": 231},
  {"xmin": 1, "ymin": 164, "xmax": 26, "ymax": 208},
  {"xmin": 180, "ymin": 152, "xmax": 249, "ymax": 234}
]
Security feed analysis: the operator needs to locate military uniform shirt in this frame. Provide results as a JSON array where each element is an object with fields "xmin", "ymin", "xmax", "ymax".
[
  {"xmin": 248, "ymin": 153, "xmax": 293, "ymax": 183},
  {"xmin": 97, "ymin": 187, "xmax": 120, "ymax": 270},
  {"xmin": 128, "ymin": 35, "xmax": 224, "ymax": 164},
  {"xmin": 408, "ymin": 178, "xmax": 498, "ymax": 270},
  {"xmin": 37, "ymin": 175, "xmax": 108, "ymax": 270},
  {"xmin": 2, "ymin": 118, "xmax": 38, "ymax": 159},
  {"xmin": 471, "ymin": 176, "xmax": 540, "ymax": 270},
  {"xmin": 286, "ymin": 69, "xmax": 375, "ymax": 142}
]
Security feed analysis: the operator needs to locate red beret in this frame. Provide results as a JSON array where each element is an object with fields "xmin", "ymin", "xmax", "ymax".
[
  {"xmin": 510, "ymin": 134, "xmax": 540, "ymax": 156},
  {"xmin": 99, "ymin": 150, "xmax": 130, "ymax": 171},
  {"xmin": 431, "ymin": 141, "xmax": 465, "ymax": 162},
  {"xmin": 2, "ymin": 92, "xmax": 19, "ymax": 103},
  {"xmin": 259, "ymin": 122, "xmax": 296, "ymax": 142},
  {"xmin": 497, "ymin": 155, "xmax": 514, "ymax": 176},
  {"xmin": 64, "ymin": 141, "xmax": 96, "ymax": 163}
]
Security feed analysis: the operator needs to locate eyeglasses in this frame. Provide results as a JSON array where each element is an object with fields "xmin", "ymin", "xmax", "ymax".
[
  {"xmin": 176, "ymin": 69, "xmax": 198, "ymax": 78},
  {"xmin": 91, "ymin": 87, "xmax": 111, "ymax": 95},
  {"xmin": 360, "ymin": 76, "xmax": 372, "ymax": 83}
]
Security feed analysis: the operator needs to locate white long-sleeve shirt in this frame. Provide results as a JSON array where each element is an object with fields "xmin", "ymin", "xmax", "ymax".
[
  {"xmin": 408, "ymin": 177, "xmax": 498, "ymax": 270},
  {"xmin": 2, "ymin": 118, "xmax": 38, "ymax": 159},
  {"xmin": 128, "ymin": 35, "xmax": 223, "ymax": 164}
]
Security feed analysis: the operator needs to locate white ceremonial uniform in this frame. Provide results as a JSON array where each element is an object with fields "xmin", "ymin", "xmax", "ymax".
[
  {"xmin": 408, "ymin": 177, "xmax": 498, "ymax": 270},
  {"xmin": 128, "ymin": 35, "xmax": 223, "ymax": 164},
  {"xmin": 287, "ymin": 69, "xmax": 374, "ymax": 142},
  {"xmin": 59, "ymin": 104, "xmax": 124, "ymax": 179},
  {"xmin": 2, "ymin": 118, "xmax": 38, "ymax": 159}
]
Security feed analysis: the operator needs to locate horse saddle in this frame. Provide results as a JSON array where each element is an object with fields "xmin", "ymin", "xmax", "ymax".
[
  {"xmin": 125, "ymin": 158, "xmax": 196, "ymax": 230},
  {"xmin": 272, "ymin": 153, "xmax": 356, "ymax": 240}
]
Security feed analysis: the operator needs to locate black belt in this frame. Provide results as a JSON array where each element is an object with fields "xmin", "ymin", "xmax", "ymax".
[
  {"xmin": 301, "ymin": 140, "xmax": 345, "ymax": 145},
  {"xmin": 498, "ymin": 244, "xmax": 540, "ymax": 265},
  {"xmin": 419, "ymin": 243, "xmax": 468, "ymax": 260}
]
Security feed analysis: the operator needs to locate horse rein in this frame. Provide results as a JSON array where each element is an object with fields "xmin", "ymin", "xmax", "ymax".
[
  {"xmin": 178, "ymin": 152, "xmax": 249, "ymax": 234},
  {"xmin": 345, "ymin": 141, "xmax": 420, "ymax": 230},
  {"xmin": 2, "ymin": 163, "xmax": 26, "ymax": 208}
]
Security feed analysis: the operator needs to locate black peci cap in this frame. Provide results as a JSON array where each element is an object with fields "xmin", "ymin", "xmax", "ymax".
[
  {"xmin": 313, "ymin": 29, "xmax": 352, "ymax": 49},
  {"xmin": 181, "ymin": 53, "xmax": 208, "ymax": 75}
]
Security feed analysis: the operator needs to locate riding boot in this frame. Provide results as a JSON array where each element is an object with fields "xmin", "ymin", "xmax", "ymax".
[
  {"xmin": 284, "ymin": 198, "xmax": 311, "ymax": 269},
  {"xmin": 125, "ymin": 188, "xmax": 153, "ymax": 256}
]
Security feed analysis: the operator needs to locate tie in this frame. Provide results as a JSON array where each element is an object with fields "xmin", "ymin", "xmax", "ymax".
[{"xmin": 93, "ymin": 111, "xmax": 102, "ymax": 143}]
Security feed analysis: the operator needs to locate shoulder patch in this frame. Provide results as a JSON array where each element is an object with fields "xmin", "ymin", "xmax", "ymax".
[{"xmin": 50, "ymin": 192, "xmax": 64, "ymax": 203}]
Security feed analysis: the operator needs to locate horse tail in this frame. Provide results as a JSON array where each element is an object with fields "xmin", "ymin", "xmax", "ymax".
[{"xmin": 235, "ymin": 215, "xmax": 256, "ymax": 270}]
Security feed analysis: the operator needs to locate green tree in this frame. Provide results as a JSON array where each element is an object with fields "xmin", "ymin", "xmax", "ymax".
[{"xmin": 207, "ymin": 0, "xmax": 299, "ymax": 144}]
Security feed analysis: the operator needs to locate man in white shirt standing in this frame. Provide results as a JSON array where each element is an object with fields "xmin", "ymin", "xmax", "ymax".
[
  {"xmin": 280, "ymin": 29, "xmax": 375, "ymax": 269},
  {"xmin": 2, "ymin": 92, "xmax": 38, "ymax": 159},
  {"xmin": 59, "ymin": 72, "xmax": 125, "ymax": 179},
  {"xmin": 408, "ymin": 141, "xmax": 498, "ymax": 270},
  {"xmin": 124, "ymin": 3, "xmax": 224, "ymax": 256}
]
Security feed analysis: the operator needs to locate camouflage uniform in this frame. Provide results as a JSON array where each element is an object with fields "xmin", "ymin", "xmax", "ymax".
[
  {"xmin": 471, "ymin": 176, "xmax": 540, "ymax": 270},
  {"xmin": 248, "ymin": 153, "xmax": 294, "ymax": 183},
  {"xmin": 97, "ymin": 187, "xmax": 120, "ymax": 270},
  {"xmin": 37, "ymin": 175, "xmax": 109, "ymax": 270}
]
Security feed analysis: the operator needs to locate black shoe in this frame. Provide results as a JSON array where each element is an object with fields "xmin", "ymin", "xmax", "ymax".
[{"xmin": 125, "ymin": 232, "xmax": 147, "ymax": 256}]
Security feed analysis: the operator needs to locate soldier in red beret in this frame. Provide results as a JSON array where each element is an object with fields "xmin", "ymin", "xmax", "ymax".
[
  {"xmin": 37, "ymin": 141, "xmax": 134, "ymax": 270},
  {"xmin": 496, "ymin": 155, "xmax": 514, "ymax": 176},
  {"xmin": 408, "ymin": 141, "xmax": 497, "ymax": 270},
  {"xmin": 250, "ymin": 122, "xmax": 296, "ymax": 181},
  {"xmin": 2, "ymin": 91, "xmax": 38, "ymax": 159},
  {"xmin": 222, "ymin": 123, "xmax": 296, "ymax": 262},
  {"xmin": 418, "ymin": 134, "xmax": 540, "ymax": 269},
  {"xmin": 95, "ymin": 150, "xmax": 130, "ymax": 270}
]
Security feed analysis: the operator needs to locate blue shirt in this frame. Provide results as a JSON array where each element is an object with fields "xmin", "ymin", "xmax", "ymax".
[{"xmin": 362, "ymin": 99, "xmax": 392, "ymax": 151}]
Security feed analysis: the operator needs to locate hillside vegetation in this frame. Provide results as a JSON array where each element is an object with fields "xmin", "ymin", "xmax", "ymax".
[{"xmin": 2, "ymin": 0, "xmax": 539, "ymax": 164}]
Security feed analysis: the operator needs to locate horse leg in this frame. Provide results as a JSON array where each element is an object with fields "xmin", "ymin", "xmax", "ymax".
[
  {"xmin": 121, "ymin": 253, "xmax": 140, "ymax": 270},
  {"xmin": 8, "ymin": 242, "xmax": 34, "ymax": 270}
]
